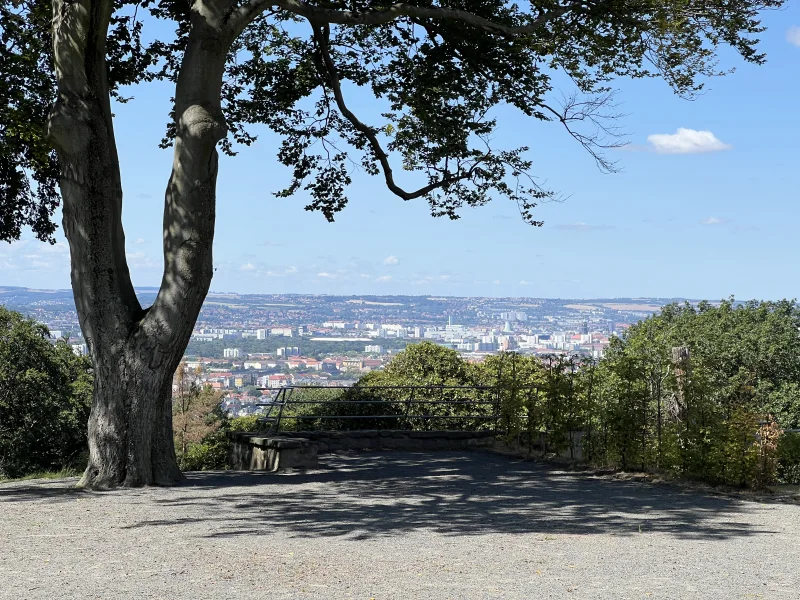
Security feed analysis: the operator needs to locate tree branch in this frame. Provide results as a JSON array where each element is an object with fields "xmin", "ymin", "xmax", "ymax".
[
  {"xmin": 230, "ymin": 0, "xmax": 593, "ymax": 37},
  {"xmin": 311, "ymin": 23, "xmax": 478, "ymax": 201},
  {"xmin": 539, "ymin": 92, "xmax": 627, "ymax": 173}
]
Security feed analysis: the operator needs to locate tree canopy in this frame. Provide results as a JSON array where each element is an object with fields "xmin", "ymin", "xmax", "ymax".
[
  {"xmin": 616, "ymin": 298, "xmax": 800, "ymax": 428},
  {"xmin": 1, "ymin": 0, "xmax": 784, "ymax": 242}
]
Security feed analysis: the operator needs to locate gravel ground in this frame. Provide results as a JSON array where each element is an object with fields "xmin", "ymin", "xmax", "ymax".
[{"xmin": 1, "ymin": 450, "xmax": 799, "ymax": 600}]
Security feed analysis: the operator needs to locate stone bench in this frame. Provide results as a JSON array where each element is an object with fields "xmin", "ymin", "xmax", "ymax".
[{"xmin": 229, "ymin": 434, "xmax": 319, "ymax": 471}]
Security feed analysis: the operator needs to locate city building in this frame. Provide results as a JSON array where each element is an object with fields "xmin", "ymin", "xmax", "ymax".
[
  {"xmin": 277, "ymin": 346, "xmax": 300, "ymax": 357},
  {"xmin": 266, "ymin": 374, "xmax": 291, "ymax": 389}
]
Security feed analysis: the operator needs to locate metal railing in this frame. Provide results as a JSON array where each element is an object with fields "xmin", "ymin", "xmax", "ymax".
[{"xmin": 254, "ymin": 385, "xmax": 501, "ymax": 435}]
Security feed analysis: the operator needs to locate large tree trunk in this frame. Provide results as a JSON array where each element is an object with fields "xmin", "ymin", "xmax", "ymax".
[{"xmin": 48, "ymin": 0, "xmax": 230, "ymax": 487}]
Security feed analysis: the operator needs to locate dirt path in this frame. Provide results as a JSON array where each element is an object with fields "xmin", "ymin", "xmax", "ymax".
[{"xmin": 2, "ymin": 451, "xmax": 798, "ymax": 599}]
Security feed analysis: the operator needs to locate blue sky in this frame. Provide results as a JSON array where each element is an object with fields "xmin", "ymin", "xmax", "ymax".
[{"xmin": 2, "ymin": 7, "xmax": 799, "ymax": 300}]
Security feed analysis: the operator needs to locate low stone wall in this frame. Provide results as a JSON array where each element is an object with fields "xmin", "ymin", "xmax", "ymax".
[
  {"xmin": 522, "ymin": 430, "xmax": 585, "ymax": 460},
  {"xmin": 229, "ymin": 430, "xmax": 496, "ymax": 471},
  {"xmin": 289, "ymin": 430, "xmax": 497, "ymax": 453}
]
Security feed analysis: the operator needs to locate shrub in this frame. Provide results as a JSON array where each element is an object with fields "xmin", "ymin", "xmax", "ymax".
[
  {"xmin": 0, "ymin": 307, "xmax": 92, "ymax": 479},
  {"xmin": 175, "ymin": 412, "xmax": 263, "ymax": 471},
  {"xmin": 777, "ymin": 432, "xmax": 800, "ymax": 485}
]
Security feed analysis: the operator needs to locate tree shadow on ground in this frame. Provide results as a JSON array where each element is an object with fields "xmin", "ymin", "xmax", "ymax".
[
  {"xmin": 150, "ymin": 452, "xmax": 776, "ymax": 540},
  {"xmin": 0, "ymin": 451, "xmax": 780, "ymax": 541}
]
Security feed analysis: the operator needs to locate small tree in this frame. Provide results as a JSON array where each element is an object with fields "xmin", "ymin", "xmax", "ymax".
[
  {"xmin": 0, "ymin": 0, "xmax": 784, "ymax": 486},
  {"xmin": 172, "ymin": 364, "xmax": 224, "ymax": 466}
]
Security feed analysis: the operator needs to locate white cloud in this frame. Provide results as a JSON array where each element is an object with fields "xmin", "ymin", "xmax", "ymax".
[
  {"xmin": 787, "ymin": 26, "xmax": 800, "ymax": 47},
  {"xmin": 646, "ymin": 128, "xmax": 731, "ymax": 154},
  {"xmin": 240, "ymin": 263, "xmax": 257, "ymax": 271},
  {"xmin": 317, "ymin": 272, "xmax": 336, "ymax": 278},
  {"xmin": 134, "ymin": 237, "xmax": 146, "ymax": 245},
  {"xmin": 519, "ymin": 280, "xmax": 533, "ymax": 285},
  {"xmin": 376, "ymin": 275, "xmax": 392, "ymax": 282},
  {"xmin": 700, "ymin": 217, "xmax": 732, "ymax": 226},
  {"xmin": 285, "ymin": 266, "xmax": 298, "ymax": 274},
  {"xmin": 382, "ymin": 255, "xmax": 399, "ymax": 265}
]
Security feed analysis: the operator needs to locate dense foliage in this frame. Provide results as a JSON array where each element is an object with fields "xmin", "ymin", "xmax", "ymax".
[
  {"xmin": 0, "ymin": 306, "xmax": 92, "ymax": 479},
  {"xmin": 495, "ymin": 299, "xmax": 800, "ymax": 486}
]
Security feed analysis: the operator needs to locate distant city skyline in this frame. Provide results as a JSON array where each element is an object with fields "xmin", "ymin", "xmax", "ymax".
[{"xmin": 1, "ymin": 9, "xmax": 799, "ymax": 300}]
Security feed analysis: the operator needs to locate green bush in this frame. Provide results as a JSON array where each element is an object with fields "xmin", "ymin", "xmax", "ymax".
[
  {"xmin": 176, "ymin": 414, "xmax": 264, "ymax": 471},
  {"xmin": 178, "ymin": 433, "xmax": 230, "ymax": 470},
  {"xmin": 777, "ymin": 432, "xmax": 800, "ymax": 485},
  {"xmin": 278, "ymin": 386, "xmax": 405, "ymax": 432},
  {"xmin": 0, "ymin": 307, "xmax": 92, "ymax": 479}
]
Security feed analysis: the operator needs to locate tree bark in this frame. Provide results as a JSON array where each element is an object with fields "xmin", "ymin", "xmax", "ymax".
[{"xmin": 48, "ymin": 0, "xmax": 231, "ymax": 487}]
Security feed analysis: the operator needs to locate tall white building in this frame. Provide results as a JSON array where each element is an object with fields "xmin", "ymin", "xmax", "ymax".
[{"xmin": 223, "ymin": 347, "xmax": 241, "ymax": 358}]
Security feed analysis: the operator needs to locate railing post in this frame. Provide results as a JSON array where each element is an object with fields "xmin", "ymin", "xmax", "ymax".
[
  {"xmin": 493, "ymin": 385, "xmax": 501, "ymax": 436},
  {"xmin": 404, "ymin": 387, "xmax": 415, "ymax": 430},
  {"xmin": 273, "ymin": 387, "xmax": 287, "ymax": 434}
]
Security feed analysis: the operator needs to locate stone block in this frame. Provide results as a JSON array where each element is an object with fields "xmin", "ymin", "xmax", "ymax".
[{"xmin": 230, "ymin": 435, "xmax": 319, "ymax": 472}]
